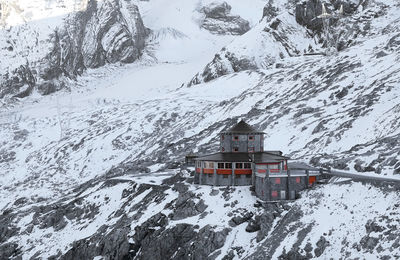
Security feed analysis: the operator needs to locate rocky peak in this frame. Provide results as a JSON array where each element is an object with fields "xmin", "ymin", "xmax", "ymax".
[{"xmin": 200, "ymin": 1, "xmax": 250, "ymax": 35}]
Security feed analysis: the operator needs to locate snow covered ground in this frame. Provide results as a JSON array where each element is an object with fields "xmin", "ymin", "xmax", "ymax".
[{"xmin": 1, "ymin": 0, "xmax": 400, "ymax": 259}]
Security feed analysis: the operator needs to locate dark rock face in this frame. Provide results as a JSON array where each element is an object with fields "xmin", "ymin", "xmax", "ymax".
[
  {"xmin": 167, "ymin": 182, "xmax": 208, "ymax": 220},
  {"xmin": 295, "ymin": 0, "xmax": 360, "ymax": 33},
  {"xmin": 0, "ymin": 0, "xmax": 148, "ymax": 99},
  {"xmin": 0, "ymin": 64, "xmax": 36, "ymax": 99},
  {"xmin": 295, "ymin": 0, "xmax": 325, "ymax": 33},
  {"xmin": 0, "ymin": 242, "xmax": 21, "ymax": 260},
  {"xmin": 200, "ymin": 2, "xmax": 250, "ymax": 35},
  {"xmin": 262, "ymin": 0, "xmax": 279, "ymax": 22},
  {"xmin": 314, "ymin": 236, "xmax": 329, "ymax": 257},
  {"xmin": 61, "ymin": 215, "xmax": 132, "ymax": 260},
  {"xmin": 134, "ymin": 223, "xmax": 231, "ymax": 260},
  {"xmin": 52, "ymin": 0, "xmax": 147, "ymax": 74},
  {"xmin": 229, "ymin": 212, "xmax": 253, "ymax": 227},
  {"xmin": 188, "ymin": 51, "xmax": 257, "ymax": 86}
]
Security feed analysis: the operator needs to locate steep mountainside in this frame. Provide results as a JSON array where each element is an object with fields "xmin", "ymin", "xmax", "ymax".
[
  {"xmin": 1, "ymin": 0, "xmax": 400, "ymax": 259},
  {"xmin": 0, "ymin": 0, "xmax": 148, "ymax": 98}
]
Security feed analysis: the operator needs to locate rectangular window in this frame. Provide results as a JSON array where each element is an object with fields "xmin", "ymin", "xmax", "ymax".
[
  {"xmin": 205, "ymin": 162, "xmax": 214, "ymax": 169},
  {"xmin": 248, "ymin": 147, "xmax": 254, "ymax": 153},
  {"xmin": 218, "ymin": 163, "xmax": 224, "ymax": 169},
  {"xmin": 244, "ymin": 163, "xmax": 251, "ymax": 169},
  {"xmin": 280, "ymin": 191, "xmax": 286, "ymax": 199},
  {"xmin": 225, "ymin": 163, "xmax": 232, "ymax": 169},
  {"xmin": 246, "ymin": 174, "xmax": 251, "ymax": 178},
  {"xmin": 275, "ymin": 178, "xmax": 281, "ymax": 184},
  {"xmin": 296, "ymin": 177, "xmax": 301, "ymax": 183},
  {"xmin": 249, "ymin": 136, "xmax": 254, "ymax": 140},
  {"xmin": 271, "ymin": 191, "xmax": 278, "ymax": 197},
  {"xmin": 223, "ymin": 175, "xmax": 228, "ymax": 179},
  {"xmin": 208, "ymin": 174, "xmax": 213, "ymax": 177},
  {"xmin": 233, "ymin": 147, "xmax": 239, "ymax": 152},
  {"xmin": 233, "ymin": 136, "xmax": 239, "ymax": 141},
  {"xmin": 236, "ymin": 174, "xmax": 241, "ymax": 178},
  {"xmin": 269, "ymin": 164, "xmax": 279, "ymax": 170},
  {"xmin": 236, "ymin": 163, "xmax": 243, "ymax": 169}
]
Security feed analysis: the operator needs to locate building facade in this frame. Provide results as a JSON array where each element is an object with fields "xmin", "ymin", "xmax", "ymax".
[{"xmin": 194, "ymin": 120, "xmax": 322, "ymax": 201}]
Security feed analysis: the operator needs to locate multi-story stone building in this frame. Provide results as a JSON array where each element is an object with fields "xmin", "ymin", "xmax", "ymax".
[{"xmin": 194, "ymin": 120, "xmax": 322, "ymax": 201}]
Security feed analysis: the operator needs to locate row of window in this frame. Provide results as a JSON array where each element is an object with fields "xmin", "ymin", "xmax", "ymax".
[
  {"xmin": 261, "ymin": 177, "xmax": 302, "ymax": 184},
  {"xmin": 257, "ymin": 163, "xmax": 280, "ymax": 170},
  {"xmin": 198, "ymin": 161, "xmax": 253, "ymax": 169},
  {"xmin": 221, "ymin": 147, "xmax": 256, "ymax": 152},
  {"xmin": 217, "ymin": 162, "xmax": 251, "ymax": 169},
  {"xmin": 221, "ymin": 135, "xmax": 256, "ymax": 141},
  {"xmin": 260, "ymin": 190, "xmax": 286, "ymax": 199},
  {"xmin": 206, "ymin": 174, "xmax": 251, "ymax": 178}
]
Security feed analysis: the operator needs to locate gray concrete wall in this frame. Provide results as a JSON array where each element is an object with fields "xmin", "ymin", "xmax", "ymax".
[
  {"xmin": 220, "ymin": 133, "xmax": 263, "ymax": 153},
  {"xmin": 234, "ymin": 174, "xmax": 252, "ymax": 186},
  {"xmin": 255, "ymin": 175, "xmax": 316, "ymax": 201},
  {"xmin": 196, "ymin": 173, "xmax": 252, "ymax": 186},
  {"xmin": 289, "ymin": 176, "xmax": 308, "ymax": 191},
  {"xmin": 202, "ymin": 173, "xmax": 215, "ymax": 185},
  {"xmin": 217, "ymin": 174, "xmax": 232, "ymax": 186}
]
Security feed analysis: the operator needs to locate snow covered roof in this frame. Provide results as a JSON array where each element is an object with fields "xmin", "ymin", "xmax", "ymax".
[
  {"xmin": 221, "ymin": 120, "xmax": 264, "ymax": 134},
  {"xmin": 196, "ymin": 151, "xmax": 289, "ymax": 162}
]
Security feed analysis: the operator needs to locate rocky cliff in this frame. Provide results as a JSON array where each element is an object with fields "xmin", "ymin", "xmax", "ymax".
[{"xmin": 0, "ymin": 0, "xmax": 148, "ymax": 98}]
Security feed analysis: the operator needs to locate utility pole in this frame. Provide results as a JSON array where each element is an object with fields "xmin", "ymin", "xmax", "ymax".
[{"xmin": 317, "ymin": 2, "xmax": 344, "ymax": 55}]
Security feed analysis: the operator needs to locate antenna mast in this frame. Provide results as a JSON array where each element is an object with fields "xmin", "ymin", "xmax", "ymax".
[{"xmin": 316, "ymin": 2, "xmax": 344, "ymax": 55}]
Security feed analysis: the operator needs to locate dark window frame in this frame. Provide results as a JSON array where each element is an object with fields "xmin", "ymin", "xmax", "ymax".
[{"xmin": 244, "ymin": 163, "xmax": 251, "ymax": 169}]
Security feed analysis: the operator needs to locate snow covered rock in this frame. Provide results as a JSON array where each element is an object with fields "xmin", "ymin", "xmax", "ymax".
[
  {"xmin": 189, "ymin": 1, "xmax": 315, "ymax": 85},
  {"xmin": 0, "ymin": 0, "xmax": 148, "ymax": 98},
  {"xmin": 200, "ymin": 2, "xmax": 250, "ymax": 35}
]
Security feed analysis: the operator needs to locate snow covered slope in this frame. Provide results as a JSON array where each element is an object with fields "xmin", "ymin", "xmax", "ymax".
[{"xmin": 1, "ymin": 0, "xmax": 400, "ymax": 259}]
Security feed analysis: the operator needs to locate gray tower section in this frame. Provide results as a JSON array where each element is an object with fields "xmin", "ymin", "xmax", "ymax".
[{"xmin": 220, "ymin": 120, "xmax": 264, "ymax": 153}]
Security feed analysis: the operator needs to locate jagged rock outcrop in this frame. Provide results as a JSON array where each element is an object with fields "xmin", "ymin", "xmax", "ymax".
[
  {"xmin": 47, "ymin": 0, "xmax": 148, "ymax": 77},
  {"xmin": 188, "ymin": 50, "xmax": 257, "ymax": 85},
  {"xmin": 0, "ymin": 64, "xmax": 36, "ymax": 98},
  {"xmin": 0, "ymin": 0, "xmax": 148, "ymax": 98},
  {"xmin": 200, "ymin": 2, "xmax": 250, "ymax": 35},
  {"xmin": 189, "ymin": 0, "xmax": 313, "ymax": 86},
  {"xmin": 294, "ymin": 0, "xmax": 360, "ymax": 33}
]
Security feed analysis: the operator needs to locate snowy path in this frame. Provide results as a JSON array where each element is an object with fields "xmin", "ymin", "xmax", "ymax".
[{"xmin": 325, "ymin": 169, "xmax": 400, "ymax": 183}]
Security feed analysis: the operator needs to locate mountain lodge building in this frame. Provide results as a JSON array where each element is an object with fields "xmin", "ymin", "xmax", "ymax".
[{"xmin": 194, "ymin": 120, "xmax": 322, "ymax": 201}]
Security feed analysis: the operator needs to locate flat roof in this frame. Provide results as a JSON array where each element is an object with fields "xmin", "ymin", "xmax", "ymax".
[{"xmin": 196, "ymin": 151, "xmax": 289, "ymax": 163}]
